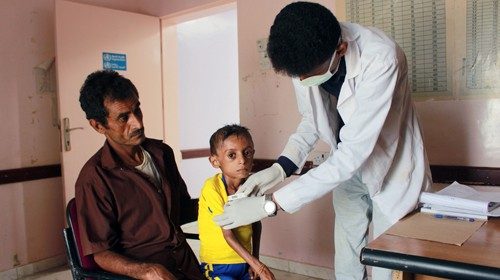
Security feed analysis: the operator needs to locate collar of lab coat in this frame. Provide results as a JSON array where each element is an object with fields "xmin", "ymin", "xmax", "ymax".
[
  {"xmin": 335, "ymin": 23, "xmax": 361, "ymax": 107},
  {"xmin": 340, "ymin": 23, "xmax": 361, "ymax": 80}
]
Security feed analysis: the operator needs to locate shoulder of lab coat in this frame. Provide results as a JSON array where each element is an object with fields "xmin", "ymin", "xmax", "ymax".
[{"xmin": 275, "ymin": 23, "xmax": 420, "ymax": 214}]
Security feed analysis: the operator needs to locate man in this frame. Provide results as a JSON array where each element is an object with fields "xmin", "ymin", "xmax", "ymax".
[
  {"xmin": 76, "ymin": 70, "xmax": 204, "ymax": 280},
  {"xmin": 214, "ymin": 2, "xmax": 432, "ymax": 280}
]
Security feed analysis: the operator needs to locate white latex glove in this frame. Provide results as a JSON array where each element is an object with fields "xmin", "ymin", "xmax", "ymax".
[
  {"xmin": 213, "ymin": 196, "xmax": 268, "ymax": 229},
  {"xmin": 236, "ymin": 163, "xmax": 286, "ymax": 197}
]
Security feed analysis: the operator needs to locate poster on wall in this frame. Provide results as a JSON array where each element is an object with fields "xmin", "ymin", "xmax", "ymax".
[{"xmin": 102, "ymin": 52, "xmax": 127, "ymax": 71}]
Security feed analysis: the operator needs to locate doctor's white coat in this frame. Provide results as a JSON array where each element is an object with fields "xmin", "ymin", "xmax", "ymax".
[{"xmin": 274, "ymin": 22, "xmax": 432, "ymax": 223}]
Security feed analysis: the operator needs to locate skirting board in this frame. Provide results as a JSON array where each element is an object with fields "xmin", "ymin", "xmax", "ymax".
[
  {"xmin": 260, "ymin": 255, "xmax": 334, "ymax": 280},
  {"xmin": 186, "ymin": 238, "xmax": 333, "ymax": 279},
  {"xmin": 0, "ymin": 254, "xmax": 67, "ymax": 280}
]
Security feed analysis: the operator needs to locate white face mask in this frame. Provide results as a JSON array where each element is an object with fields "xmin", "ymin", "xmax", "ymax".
[{"xmin": 299, "ymin": 51, "xmax": 340, "ymax": 87}]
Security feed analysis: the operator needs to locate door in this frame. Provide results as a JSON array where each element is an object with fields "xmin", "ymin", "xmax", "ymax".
[{"xmin": 55, "ymin": 0, "xmax": 163, "ymax": 204}]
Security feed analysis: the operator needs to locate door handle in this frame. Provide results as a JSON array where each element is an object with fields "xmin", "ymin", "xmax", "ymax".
[{"xmin": 63, "ymin": 117, "xmax": 84, "ymax": 151}]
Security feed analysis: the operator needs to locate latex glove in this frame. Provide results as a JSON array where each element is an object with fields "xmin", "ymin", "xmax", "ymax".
[
  {"xmin": 213, "ymin": 196, "xmax": 268, "ymax": 229},
  {"xmin": 236, "ymin": 163, "xmax": 286, "ymax": 197}
]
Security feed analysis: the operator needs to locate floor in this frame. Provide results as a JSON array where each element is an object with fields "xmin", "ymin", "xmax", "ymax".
[{"xmin": 19, "ymin": 266, "xmax": 324, "ymax": 280}]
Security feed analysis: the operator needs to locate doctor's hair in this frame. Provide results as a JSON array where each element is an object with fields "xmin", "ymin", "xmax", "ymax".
[
  {"xmin": 79, "ymin": 70, "xmax": 139, "ymax": 125},
  {"xmin": 267, "ymin": 1, "xmax": 341, "ymax": 77},
  {"xmin": 209, "ymin": 124, "xmax": 254, "ymax": 155}
]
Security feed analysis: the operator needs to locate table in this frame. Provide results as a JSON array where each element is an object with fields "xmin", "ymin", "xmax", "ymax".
[{"xmin": 361, "ymin": 216, "xmax": 500, "ymax": 280}]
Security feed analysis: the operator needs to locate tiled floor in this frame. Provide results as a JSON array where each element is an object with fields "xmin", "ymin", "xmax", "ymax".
[{"xmin": 19, "ymin": 266, "xmax": 324, "ymax": 280}]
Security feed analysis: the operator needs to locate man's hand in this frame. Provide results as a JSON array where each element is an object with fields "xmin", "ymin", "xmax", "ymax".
[
  {"xmin": 236, "ymin": 163, "xmax": 285, "ymax": 196},
  {"xmin": 141, "ymin": 263, "xmax": 176, "ymax": 280},
  {"xmin": 213, "ymin": 196, "xmax": 268, "ymax": 229}
]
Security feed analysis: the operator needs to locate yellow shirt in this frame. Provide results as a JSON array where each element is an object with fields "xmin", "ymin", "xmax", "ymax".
[{"xmin": 198, "ymin": 174, "xmax": 252, "ymax": 264}]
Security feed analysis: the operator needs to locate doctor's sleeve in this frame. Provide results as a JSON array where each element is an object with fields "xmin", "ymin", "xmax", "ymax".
[{"xmin": 275, "ymin": 58, "xmax": 401, "ymax": 213}]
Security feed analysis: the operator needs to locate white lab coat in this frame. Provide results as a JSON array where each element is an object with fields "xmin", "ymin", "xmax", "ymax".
[{"xmin": 274, "ymin": 22, "xmax": 432, "ymax": 223}]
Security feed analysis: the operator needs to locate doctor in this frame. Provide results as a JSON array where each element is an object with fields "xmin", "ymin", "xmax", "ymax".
[{"xmin": 214, "ymin": 2, "xmax": 432, "ymax": 280}]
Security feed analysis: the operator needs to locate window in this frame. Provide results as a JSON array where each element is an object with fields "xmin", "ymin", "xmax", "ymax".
[{"xmin": 343, "ymin": 0, "xmax": 499, "ymax": 98}]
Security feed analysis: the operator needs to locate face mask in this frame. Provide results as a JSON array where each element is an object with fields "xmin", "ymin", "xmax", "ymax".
[{"xmin": 300, "ymin": 51, "xmax": 341, "ymax": 87}]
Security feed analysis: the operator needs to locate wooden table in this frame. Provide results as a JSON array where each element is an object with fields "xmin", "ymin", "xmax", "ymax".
[{"xmin": 361, "ymin": 217, "xmax": 500, "ymax": 280}]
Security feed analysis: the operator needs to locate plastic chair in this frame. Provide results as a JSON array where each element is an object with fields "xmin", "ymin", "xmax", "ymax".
[{"xmin": 63, "ymin": 198, "xmax": 132, "ymax": 279}]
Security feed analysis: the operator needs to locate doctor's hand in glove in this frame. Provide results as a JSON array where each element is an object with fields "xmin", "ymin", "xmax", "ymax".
[
  {"xmin": 213, "ymin": 195, "xmax": 278, "ymax": 229},
  {"xmin": 236, "ymin": 163, "xmax": 286, "ymax": 197}
]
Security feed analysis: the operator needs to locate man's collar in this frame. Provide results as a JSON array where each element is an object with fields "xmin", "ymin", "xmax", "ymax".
[{"xmin": 100, "ymin": 138, "xmax": 162, "ymax": 170}]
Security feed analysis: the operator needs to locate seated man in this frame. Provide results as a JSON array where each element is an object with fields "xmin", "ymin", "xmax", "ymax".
[{"xmin": 75, "ymin": 70, "xmax": 204, "ymax": 280}]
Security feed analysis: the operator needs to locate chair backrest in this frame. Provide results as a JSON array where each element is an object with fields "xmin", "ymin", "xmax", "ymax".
[
  {"xmin": 66, "ymin": 198, "xmax": 99, "ymax": 270},
  {"xmin": 182, "ymin": 198, "xmax": 200, "ymax": 240},
  {"xmin": 63, "ymin": 198, "xmax": 133, "ymax": 280}
]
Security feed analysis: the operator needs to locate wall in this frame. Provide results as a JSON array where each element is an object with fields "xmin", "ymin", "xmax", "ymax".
[
  {"xmin": 417, "ymin": 99, "xmax": 500, "ymax": 167},
  {"xmin": 174, "ymin": 7, "xmax": 240, "ymax": 197},
  {"xmin": 0, "ymin": 0, "xmax": 65, "ymax": 273}
]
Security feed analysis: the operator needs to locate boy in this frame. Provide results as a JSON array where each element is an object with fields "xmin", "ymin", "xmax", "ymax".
[{"xmin": 198, "ymin": 125, "xmax": 275, "ymax": 280}]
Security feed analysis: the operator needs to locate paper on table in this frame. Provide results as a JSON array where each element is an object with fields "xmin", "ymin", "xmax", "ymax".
[
  {"xmin": 386, "ymin": 212, "xmax": 485, "ymax": 246},
  {"xmin": 419, "ymin": 182, "xmax": 500, "ymax": 216}
]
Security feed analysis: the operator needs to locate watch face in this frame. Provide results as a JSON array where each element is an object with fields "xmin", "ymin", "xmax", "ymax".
[{"xmin": 264, "ymin": 200, "xmax": 277, "ymax": 214}]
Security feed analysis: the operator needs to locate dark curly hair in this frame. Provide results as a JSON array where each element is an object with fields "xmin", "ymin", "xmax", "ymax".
[
  {"xmin": 267, "ymin": 2, "xmax": 341, "ymax": 77},
  {"xmin": 209, "ymin": 124, "xmax": 253, "ymax": 155},
  {"xmin": 79, "ymin": 70, "xmax": 139, "ymax": 125}
]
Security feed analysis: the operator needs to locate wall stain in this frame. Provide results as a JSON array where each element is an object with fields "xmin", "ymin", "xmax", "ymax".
[{"xmin": 13, "ymin": 254, "xmax": 20, "ymax": 267}]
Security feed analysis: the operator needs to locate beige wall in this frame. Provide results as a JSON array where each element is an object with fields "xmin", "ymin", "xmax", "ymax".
[
  {"xmin": 0, "ymin": 0, "xmax": 64, "ymax": 272},
  {"xmin": 1, "ymin": 0, "xmax": 498, "ymax": 274},
  {"xmin": 417, "ymin": 99, "xmax": 500, "ymax": 167}
]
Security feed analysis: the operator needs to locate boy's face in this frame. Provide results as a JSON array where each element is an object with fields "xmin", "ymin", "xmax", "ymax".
[{"xmin": 210, "ymin": 135, "xmax": 255, "ymax": 181}]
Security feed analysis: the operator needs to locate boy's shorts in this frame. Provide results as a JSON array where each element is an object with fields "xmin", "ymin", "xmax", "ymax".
[{"xmin": 200, "ymin": 262, "xmax": 250, "ymax": 280}]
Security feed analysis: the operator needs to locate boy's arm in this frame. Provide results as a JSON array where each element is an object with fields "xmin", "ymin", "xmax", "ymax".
[
  {"xmin": 252, "ymin": 221, "xmax": 262, "ymax": 258},
  {"xmin": 222, "ymin": 228, "xmax": 275, "ymax": 280},
  {"xmin": 222, "ymin": 229, "xmax": 262, "ymax": 269}
]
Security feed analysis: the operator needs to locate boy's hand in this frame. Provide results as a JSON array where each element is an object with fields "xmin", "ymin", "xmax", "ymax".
[
  {"xmin": 236, "ymin": 163, "xmax": 285, "ymax": 196},
  {"xmin": 213, "ymin": 196, "xmax": 268, "ymax": 229},
  {"xmin": 254, "ymin": 262, "xmax": 276, "ymax": 280},
  {"xmin": 248, "ymin": 267, "xmax": 258, "ymax": 279}
]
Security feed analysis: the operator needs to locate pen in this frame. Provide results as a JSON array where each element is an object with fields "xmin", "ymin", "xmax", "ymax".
[{"xmin": 434, "ymin": 214, "xmax": 475, "ymax": 222}]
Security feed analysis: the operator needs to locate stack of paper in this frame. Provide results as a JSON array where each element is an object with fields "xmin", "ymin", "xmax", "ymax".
[{"xmin": 419, "ymin": 181, "xmax": 500, "ymax": 220}]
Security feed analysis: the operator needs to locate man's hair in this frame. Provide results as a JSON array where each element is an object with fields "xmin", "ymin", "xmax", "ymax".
[
  {"xmin": 209, "ymin": 124, "xmax": 253, "ymax": 155},
  {"xmin": 79, "ymin": 70, "xmax": 139, "ymax": 125},
  {"xmin": 267, "ymin": 1, "xmax": 341, "ymax": 77}
]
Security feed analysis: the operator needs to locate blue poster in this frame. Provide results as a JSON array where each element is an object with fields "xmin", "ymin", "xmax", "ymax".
[{"xmin": 102, "ymin": 52, "xmax": 127, "ymax": 71}]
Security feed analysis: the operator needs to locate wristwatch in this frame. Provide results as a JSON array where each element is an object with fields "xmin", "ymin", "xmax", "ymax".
[{"xmin": 264, "ymin": 194, "xmax": 277, "ymax": 217}]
